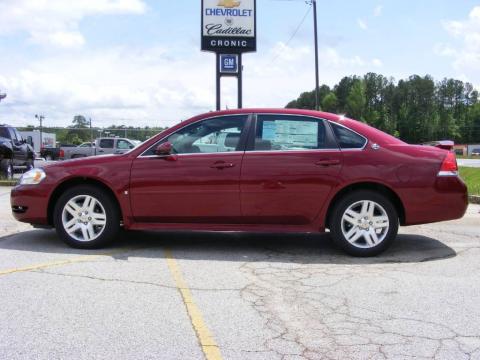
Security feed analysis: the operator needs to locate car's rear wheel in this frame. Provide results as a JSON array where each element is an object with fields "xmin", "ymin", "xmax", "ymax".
[
  {"xmin": 53, "ymin": 185, "xmax": 120, "ymax": 249},
  {"xmin": 0, "ymin": 159, "xmax": 13, "ymax": 179},
  {"xmin": 329, "ymin": 190, "xmax": 398, "ymax": 257}
]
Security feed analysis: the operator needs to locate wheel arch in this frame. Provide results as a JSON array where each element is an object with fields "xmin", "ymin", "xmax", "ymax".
[
  {"xmin": 325, "ymin": 182, "xmax": 406, "ymax": 229},
  {"xmin": 47, "ymin": 177, "xmax": 123, "ymax": 226}
]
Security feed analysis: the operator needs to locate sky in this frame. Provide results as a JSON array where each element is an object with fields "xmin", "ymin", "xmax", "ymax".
[{"xmin": 0, "ymin": 0, "xmax": 479, "ymax": 128}]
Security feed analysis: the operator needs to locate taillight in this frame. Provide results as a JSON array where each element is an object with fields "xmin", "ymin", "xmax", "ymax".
[
  {"xmin": 59, "ymin": 149, "xmax": 64, "ymax": 159},
  {"xmin": 438, "ymin": 151, "xmax": 458, "ymax": 176}
]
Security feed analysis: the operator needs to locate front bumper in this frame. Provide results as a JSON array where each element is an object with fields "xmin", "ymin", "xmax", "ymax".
[{"xmin": 10, "ymin": 185, "xmax": 50, "ymax": 226}]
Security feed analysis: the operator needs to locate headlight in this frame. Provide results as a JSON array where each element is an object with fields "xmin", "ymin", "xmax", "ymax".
[{"xmin": 19, "ymin": 169, "xmax": 46, "ymax": 185}]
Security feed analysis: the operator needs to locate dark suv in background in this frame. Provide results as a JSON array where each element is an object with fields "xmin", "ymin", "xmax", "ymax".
[{"xmin": 0, "ymin": 125, "xmax": 35, "ymax": 179}]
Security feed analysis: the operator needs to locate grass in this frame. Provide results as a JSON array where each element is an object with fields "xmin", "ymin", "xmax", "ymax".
[{"xmin": 459, "ymin": 167, "xmax": 480, "ymax": 196}]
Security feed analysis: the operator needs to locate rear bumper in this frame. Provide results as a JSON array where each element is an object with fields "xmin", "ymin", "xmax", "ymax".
[
  {"xmin": 10, "ymin": 185, "xmax": 50, "ymax": 226},
  {"xmin": 401, "ymin": 176, "xmax": 468, "ymax": 225}
]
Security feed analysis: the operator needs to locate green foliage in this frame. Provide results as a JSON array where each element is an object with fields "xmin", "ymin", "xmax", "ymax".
[
  {"xmin": 459, "ymin": 167, "xmax": 480, "ymax": 196},
  {"xmin": 286, "ymin": 73, "xmax": 480, "ymax": 144}
]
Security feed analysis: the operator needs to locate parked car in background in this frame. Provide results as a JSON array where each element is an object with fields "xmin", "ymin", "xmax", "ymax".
[
  {"xmin": 0, "ymin": 124, "xmax": 35, "ymax": 178},
  {"xmin": 61, "ymin": 138, "xmax": 137, "ymax": 159},
  {"xmin": 472, "ymin": 148, "xmax": 480, "ymax": 156},
  {"xmin": 11, "ymin": 109, "xmax": 468, "ymax": 256}
]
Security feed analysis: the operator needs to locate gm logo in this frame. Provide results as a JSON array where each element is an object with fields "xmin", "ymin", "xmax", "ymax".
[{"xmin": 220, "ymin": 54, "xmax": 239, "ymax": 73}]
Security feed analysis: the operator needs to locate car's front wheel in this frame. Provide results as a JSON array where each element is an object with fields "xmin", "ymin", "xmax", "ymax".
[
  {"xmin": 53, "ymin": 185, "xmax": 120, "ymax": 249},
  {"xmin": 329, "ymin": 190, "xmax": 398, "ymax": 257}
]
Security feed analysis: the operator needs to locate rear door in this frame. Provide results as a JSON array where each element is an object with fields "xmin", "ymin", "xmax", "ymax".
[
  {"xmin": 240, "ymin": 114, "xmax": 343, "ymax": 226},
  {"xmin": 97, "ymin": 139, "xmax": 115, "ymax": 155}
]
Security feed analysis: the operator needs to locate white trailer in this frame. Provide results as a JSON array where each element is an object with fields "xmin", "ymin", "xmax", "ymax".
[{"xmin": 19, "ymin": 131, "xmax": 56, "ymax": 153}]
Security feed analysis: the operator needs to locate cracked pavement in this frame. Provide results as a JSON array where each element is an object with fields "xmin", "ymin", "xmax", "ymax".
[{"xmin": 0, "ymin": 186, "xmax": 479, "ymax": 359}]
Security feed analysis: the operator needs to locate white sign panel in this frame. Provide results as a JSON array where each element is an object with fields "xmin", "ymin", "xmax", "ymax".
[{"xmin": 201, "ymin": 0, "xmax": 256, "ymax": 53}]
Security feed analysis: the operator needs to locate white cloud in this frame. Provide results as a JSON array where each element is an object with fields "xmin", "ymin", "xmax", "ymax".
[
  {"xmin": 440, "ymin": 6, "xmax": 480, "ymax": 86},
  {"xmin": 357, "ymin": 18, "xmax": 368, "ymax": 30},
  {"xmin": 0, "ymin": 42, "xmax": 384, "ymax": 127},
  {"xmin": 373, "ymin": 5, "xmax": 383, "ymax": 17},
  {"xmin": 372, "ymin": 58, "xmax": 383, "ymax": 67},
  {"xmin": 0, "ymin": 0, "xmax": 146, "ymax": 48}
]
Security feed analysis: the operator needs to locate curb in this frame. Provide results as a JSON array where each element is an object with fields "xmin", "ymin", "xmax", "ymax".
[
  {"xmin": 469, "ymin": 195, "xmax": 480, "ymax": 204},
  {"xmin": 0, "ymin": 181, "xmax": 17, "ymax": 187}
]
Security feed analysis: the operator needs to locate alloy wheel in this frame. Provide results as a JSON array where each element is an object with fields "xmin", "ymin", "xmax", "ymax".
[
  {"xmin": 61, "ymin": 195, "xmax": 107, "ymax": 242},
  {"xmin": 341, "ymin": 200, "xmax": 390, "ymax": 249}
]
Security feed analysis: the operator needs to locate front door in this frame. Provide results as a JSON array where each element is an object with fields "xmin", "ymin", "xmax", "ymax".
[
  {"xmin": 240, "ymin": 114, "xmax": 343, "ymax": 226},
  {"xmin": 130, "ymin": 115, "xmax": 249, "ymax": 223}
]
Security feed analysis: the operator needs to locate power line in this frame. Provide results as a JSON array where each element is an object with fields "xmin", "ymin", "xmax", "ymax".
[{"xmin": 268, "ymin": 4, "xmax": 312, "ymax": 66}]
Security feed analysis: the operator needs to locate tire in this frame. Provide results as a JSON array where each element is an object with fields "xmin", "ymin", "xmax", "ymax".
[
  {"xmin": 0, "ymin": 158, "xmax": 13, "ymax": 179},
  {"xmin": 329, "ymin": 190, "xmax": 399, "ymax": 257},
  {"xmin": 25, "ymin": 158, "xmax": 34, "ymax": 171},
  {"xmin": 53, "ymin": 185, "xmax": 120, "ymax": 249}
]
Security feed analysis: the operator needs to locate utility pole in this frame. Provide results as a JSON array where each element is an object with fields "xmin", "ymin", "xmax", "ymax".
[
  {"xmin": 312, "ymin": 0, "xmax": 320, "ymax": 110},
  {"xmin": 35, "ymin": 114, "xmax": 44, "ymax": 149}
]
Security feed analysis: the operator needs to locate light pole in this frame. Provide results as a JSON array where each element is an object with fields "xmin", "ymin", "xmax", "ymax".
[
  {"xmin": 35, "ymin": 114, "xmax": 44, "ymax": 150},
  {"xmin": 311, "ymin": 0, "xmax": 320, "ymax": 110}
]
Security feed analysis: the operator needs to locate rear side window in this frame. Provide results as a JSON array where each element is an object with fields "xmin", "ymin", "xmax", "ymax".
[
  {"xmin": 99, "ymin": 139, "xmax": 114, "ymax": 148},
  {"xmin": 330, "ymin": 123, "xmax": 366, "ymax": 149},
  {"xmin": 254, "ymin": 115, "xmax": 327, "ymax": 151}
]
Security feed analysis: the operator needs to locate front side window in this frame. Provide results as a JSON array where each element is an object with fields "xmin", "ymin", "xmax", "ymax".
[
  {"xmin": 116, "ymin": 140, "xmax": 134, "ymax": 150},
  {"xmin": 99, "ymin": 139, "xmax": 114, "ymax": 149},
  {"xmin": 143, "ymin": 115, "xmax": 247, "ymax": 156},
  {"xmin": 330, "ymin": 123, "xmax": 366, "ymax": 149},
  {"xmin": 253, "ymin": 115, "xmax": 327, "ymax": 151}
]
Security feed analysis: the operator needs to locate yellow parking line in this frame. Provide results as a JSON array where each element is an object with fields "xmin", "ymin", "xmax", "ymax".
[
  {"xmin": 0, "ymin": 248, "xmax": 135, "ymax": 277},
  {"xmin": 165, "ymin": 249, "xmax": 223, "ymax": 360}
]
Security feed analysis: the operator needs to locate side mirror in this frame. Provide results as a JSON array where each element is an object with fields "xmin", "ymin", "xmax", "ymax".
[{"xmin": 155, "ymin": 142, "xmax": 177, "ymax": 161}]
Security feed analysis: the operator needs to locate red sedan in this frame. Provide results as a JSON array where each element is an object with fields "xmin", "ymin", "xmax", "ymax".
[{"xmin": 11, "ymin": 109, "xmax": 468, "ymax": 256}]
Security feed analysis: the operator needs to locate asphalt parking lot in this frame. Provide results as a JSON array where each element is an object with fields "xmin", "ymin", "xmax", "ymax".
[{"xmin": 1, "ymin": 186, "xmax": 479, "ymax": 360}]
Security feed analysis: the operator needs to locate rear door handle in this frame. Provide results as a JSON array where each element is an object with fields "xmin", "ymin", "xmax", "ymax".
[
  {"xmin": 210, "ymin": 162, "xmax": 235, "ymax": 169},
  {"xmin": 315, "ymin": 159, "xmax": 340, "ymax": 167}
]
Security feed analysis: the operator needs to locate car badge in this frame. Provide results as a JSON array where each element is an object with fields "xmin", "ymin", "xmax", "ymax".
[{"xmin": 218, "ymin": 0, "xmax": 241, "ymax": 8}]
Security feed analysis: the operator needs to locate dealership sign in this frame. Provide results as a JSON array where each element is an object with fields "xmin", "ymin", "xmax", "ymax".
[{"xmin": 201, "ymin": 0, "xmax": 256, "ymax": 53}]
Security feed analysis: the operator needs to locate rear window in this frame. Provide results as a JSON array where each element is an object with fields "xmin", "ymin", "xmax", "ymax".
[
  {"xmin": 99, "ymin": 139, "xmax": 114, "ymax": 148},
  {"xmin": 330, "ymin": 123, "xmax": 367, "ymax": 149}
]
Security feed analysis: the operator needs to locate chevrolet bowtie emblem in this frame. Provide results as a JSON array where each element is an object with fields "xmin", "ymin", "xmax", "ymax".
[{"xmin": 218, "ymin": 0, "xmax": 241, "ymax": 8}]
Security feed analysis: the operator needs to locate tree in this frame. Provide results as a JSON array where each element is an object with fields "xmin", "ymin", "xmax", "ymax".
[
  {"xmin": 346, "ymin": 80, "xmax": 366, "ymax": 121},
  {"xmin": 321, "ymin": 92, "xmax": 338, "ymax": 113},
  {"xmin": 71, "ymin": 115, "xmax": 89, "ymax": 128},
  {"xmin": 285, "ymin": 73, "xmax": 479, "ymax": 144}
]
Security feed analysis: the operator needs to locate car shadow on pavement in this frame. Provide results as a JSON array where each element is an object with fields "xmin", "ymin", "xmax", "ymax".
[{"xmin": 0, "ymin": 229, "xmax": 457, "ymax": 265}]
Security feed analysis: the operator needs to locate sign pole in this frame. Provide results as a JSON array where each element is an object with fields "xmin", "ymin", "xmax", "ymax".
[{"xmin": 238, "ymin": 54, "xmax": 243, "ymax": 109}]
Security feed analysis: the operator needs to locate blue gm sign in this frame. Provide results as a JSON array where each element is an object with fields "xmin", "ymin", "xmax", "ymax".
[{"xmin": 219, "ymin": 54, "xmax": 238, "ymax": 74}]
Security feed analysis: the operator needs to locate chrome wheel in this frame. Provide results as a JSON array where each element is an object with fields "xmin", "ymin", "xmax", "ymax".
[
  {"xmin": 7, "ymin": 163, "xmax": 12, "ymax": 179},
  {"xmin": 61, "ymin": 195, "xmax": 107, "ymax": 242},
  {"xmin": 341, "ymin": 200, "xmax": 390, "ymax": 249}
]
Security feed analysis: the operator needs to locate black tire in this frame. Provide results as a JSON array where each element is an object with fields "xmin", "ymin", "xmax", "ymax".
[
  {"xmin": 53, "ymin": 185, "xmax": 120, "ymax": 249},
  {"xmin": 329, "ymin": 190, "xmax": 399, "ymax": 257},
  {"xmin": 0, "ymin": 158, "xmax": 13, "ymax": 179},
  {"xmin": 25, "ymin": 158, "xmax": 34, "ymax": 171}
]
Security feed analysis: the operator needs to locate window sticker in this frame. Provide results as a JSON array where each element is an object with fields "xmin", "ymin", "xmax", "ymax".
[{"xmin": 262, "ymin": 120, "xmax": 318, "ymax": 149}]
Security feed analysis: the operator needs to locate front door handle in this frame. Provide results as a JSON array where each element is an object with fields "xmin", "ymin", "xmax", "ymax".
[
  {"xmin": 210, "ymin": 161, "xmax": 235, "ymax": 169},
  {"xmin": 315, "ymin": 159, "xmax": 340, "ymax": 167}
]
